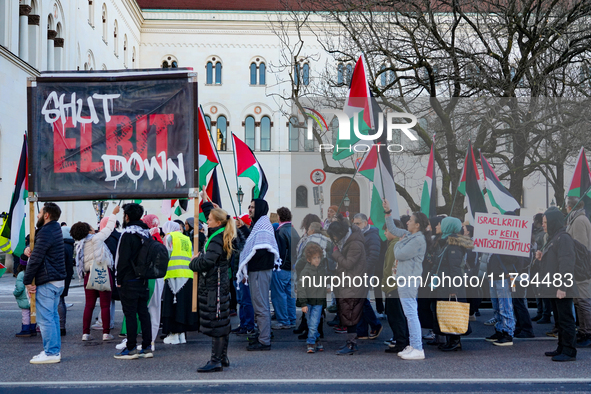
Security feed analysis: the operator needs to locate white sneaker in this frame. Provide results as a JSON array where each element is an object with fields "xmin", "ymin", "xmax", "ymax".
[
  {"xmin": 397, "ymin": 345, "xmax": 413, "ymax": 357},
  {"xmin": 82, "ymin": 334, "xmax": 92, "ymax": 341},
  {"xmin": 151, "ymin": 342, "xmax": 155, "ymax": 351},
  {"xmin": 400, "ymin": 348, "xmax": 425, "ymax": 360},
  {"xmin": 137, "ymin": 341, "xmax": 156, "ymax": 351},
  {"xmin": 116, "ymin": 339, "xmax": 128, "ymax": 350},
  {"xmin": 30, "ymin": 351, "xmax": 61, "ymax": 364},
  {"xmin": 163, "ymin": 333, "xmax": 180, "ymax": 345},
  {"xmin": 103, "ymin": 333, "xmax": 114, "ymax": 341},
  {"xmin": 179, "ymin": 333, "xmax": 186, "ymax": 344},
  {"xmin": 91, "ymin": 323, "xmax": 103, "ymax": 331}
]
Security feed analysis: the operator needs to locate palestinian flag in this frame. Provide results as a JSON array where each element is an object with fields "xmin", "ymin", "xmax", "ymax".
[
  {"xmin": 480, "ymin": 153, "xmax": 520, "ymax": 214},
  {"xmin": 420, "ymin": 140, "xmax": 437, "ymax": 218},
  {"xmin": 333, "ymin": 55, "xmax": 377, "ymax": 161},
  {"xmin": 199, "ymin": 106, "xmax": 220, "ymax": 189},
  {"xmin": 458, "ymin": 142, "xmax": 487, "ymax": 224},
  {"xmin": 199, "ymin": 167, "xmax": 222, "ymax": 222},
  {"xmin": 0, "ymin": 135, "xmax": 28, "ymax": 256},
  {"xmin": 232, "ymin": 133, "xmax": 268, "ymax": 199},
  {"xmin": 358, "ymin": 119, "xmax": 399, "ymax": 240},
  {"xmin": 174, "ymin": 199, "xmax": 189, "ymax": 217},
  {"xmin": 567, "ymin": 146, "xmax": 591, "ymax": 216}
]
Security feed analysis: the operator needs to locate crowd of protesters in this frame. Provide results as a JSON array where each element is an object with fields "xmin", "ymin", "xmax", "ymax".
[{"xmin": 10, "ymin": 194, "xmax": 591, "ymax": 368}]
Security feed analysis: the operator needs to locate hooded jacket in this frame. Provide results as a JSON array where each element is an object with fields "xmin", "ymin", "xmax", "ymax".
[
  {"xmin": 246, "ymin": 199, "xmax": 276, "ymax": 272},
  {"xmin": 361, "ymin": 226, "xmax": 382, "ymax": 271},
  {"xmin": 115, "ymin": 220, "xmax": 150, "ymax": 283},
  {"xmin": 566, "ymin": 208, "xmax": 591, "ymax": 251},
  {"xmin": 23, "ymin": 220, "xmax": 66, "ymax": 287},
  {"xmin": 539, "ymin": 208, "xmax": 579, "ymax": 298}
]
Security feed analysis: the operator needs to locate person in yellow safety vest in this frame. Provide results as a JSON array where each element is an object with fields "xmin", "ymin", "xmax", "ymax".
[{"xmin": 161, "ymin": 221, "xmax": 200, "ymax": 345}]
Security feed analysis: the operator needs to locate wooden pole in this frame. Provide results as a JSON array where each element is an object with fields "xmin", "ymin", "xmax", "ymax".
[
  {"xmin": 192, "ymin": 193, "xmax": 199, "ymax": 312},
  {"xmin": 29, "ymin": 199, "xmax": 36, "ymax": 324}
]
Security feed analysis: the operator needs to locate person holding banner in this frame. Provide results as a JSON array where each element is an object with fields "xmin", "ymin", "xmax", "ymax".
[
  {"xmin": 536, "ymin": 208, "xmax": 579, "ymax": 362},
  {"xmin": 23, "ymin": 202, "xmax": 66, "ymax": 364},
  {"xmin": 190, "ymin": 208, "xmax": 236, "ymax": 372}
]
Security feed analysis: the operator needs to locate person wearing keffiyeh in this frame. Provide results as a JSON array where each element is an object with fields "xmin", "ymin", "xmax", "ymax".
[{"xmin": 236, "ymin": 199, "xmax": 280, "ymax": 351}]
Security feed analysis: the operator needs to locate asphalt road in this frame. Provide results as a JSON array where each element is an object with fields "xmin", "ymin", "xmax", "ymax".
[{"xmin": 1, "ymin": 273, "xmax": 590, "ymax": 393}]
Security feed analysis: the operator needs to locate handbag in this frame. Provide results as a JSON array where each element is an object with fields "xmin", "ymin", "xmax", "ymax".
[
  {"xmin": 436, "ymin": 295, "xmax": 470, "ymax": 335},
  {"xmin": 85, "ymin": 240, "xmax": 112, "ymax": 292}
]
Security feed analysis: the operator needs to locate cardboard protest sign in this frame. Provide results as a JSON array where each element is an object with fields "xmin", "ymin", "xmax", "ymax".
[
  {"xmin": 473, "ymin": 212, "xmax": 532, "ymax": 257},
  {"xmin": 27, "ymin": 69, "xmax": 198, "ymax": 201}
]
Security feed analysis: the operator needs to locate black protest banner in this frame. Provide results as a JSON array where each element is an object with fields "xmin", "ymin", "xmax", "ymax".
[{"xmin": 27, "ymin": 69, "xmax": 198, "ymax": 201}]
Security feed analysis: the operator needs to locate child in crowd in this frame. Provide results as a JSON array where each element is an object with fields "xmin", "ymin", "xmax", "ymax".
[
  {"xmin": 298, "ymin": 243, "xmax": 327, "ymax": 353},
  {"xmin": 14, "ymin": 263, "xmax": 35, "ymax": 337}
]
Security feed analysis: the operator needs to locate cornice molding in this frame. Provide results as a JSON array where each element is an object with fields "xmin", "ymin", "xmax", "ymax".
[{"xmin": 0, "ymin": 45, "xmax": 40, "ymax": 77}]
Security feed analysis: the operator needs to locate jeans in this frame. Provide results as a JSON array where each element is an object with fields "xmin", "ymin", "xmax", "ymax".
[
  {"xmin": 119, "ymin": 280, "xmax": 151, "ymax": 351},
  {"xmin": 385, "ymin": 291, "xmax": 409, "ymax": 348},
  {"xmin": 551, "ymin": 298, "xmax": 577, "ymax": 357},
  {"xmin": 305, "ymin": 304, "xmax": 323, "ymax": 345},
  {"xmin": 270, "ymin": 269, "xmax": 296, "ymax": 325},
  {"xmin": 490, "ymin": 279, "xmax": 515, "ymax": 336},
  {"xmin": 249, "ymin": 270, "xmax": 272, "ymax": 346},
  {"xmin": 356, "ymin": 298, "xmax": 381, "ymax": 337},
  {"xmin": 399, "ymin": 282, "xmax": 422, "ymax": 350},
  {"xmin": 36, "ymin": 283, "xmax": 64, "ymax": 356},
  {"xmin": 236, "ymin": 280, "xmax": 255, "ymax": 330}
]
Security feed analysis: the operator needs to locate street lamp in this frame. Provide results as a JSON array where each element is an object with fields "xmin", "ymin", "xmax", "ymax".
[
  {"xmin": 236, "ymin": 186, "xmax": 244, "ymax": 214},
  {"xmin": 343, "ymin": 194, "xmax": 350, "ymax": 208}
]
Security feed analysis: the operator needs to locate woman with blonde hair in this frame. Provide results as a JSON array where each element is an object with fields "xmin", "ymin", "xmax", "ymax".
[{"xmin": 190, "ymin": 208, "xmax": 237, "ymax": 372}]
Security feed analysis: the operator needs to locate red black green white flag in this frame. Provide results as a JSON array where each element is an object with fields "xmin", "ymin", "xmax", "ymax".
[
  {"xmin": 458, "ymin": 142, "xmax": 487, "ymax": 224},
  {"xmin": 567, "ymin": 147, "xmax": 591, "ymax": 215},
  {"xmin": 480, "ymin": 153, "xmax": 520, "ymax": 214},
  {"xmin": 420, "ymin": 140, "xmax": 437, "ymax": 218},
  {"xmin": 0, "ymin": 135, "xmax": 28, "ymax": 256},
  {"xmin": 232, "ymin": 133, "xmax": 268, "ymax": 199},
  {"xmin": 199, "ymin": 167, "xmax": 222, "ymax": 222},
  {"xmin": 198, "ymin": 106, "xmax": 220, "ymax": 189}
]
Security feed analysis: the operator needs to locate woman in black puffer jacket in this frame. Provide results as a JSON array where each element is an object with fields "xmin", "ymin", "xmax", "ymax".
[{"xmin": 190, "ymin": 208, "xmax": 236, "ymax": 373}]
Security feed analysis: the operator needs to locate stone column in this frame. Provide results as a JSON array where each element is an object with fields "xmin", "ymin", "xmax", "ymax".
[
  {"xmin": 46, "ymin": 29, "xmax": 57, "ymax": 71},
  {"xmin": 28, "ymin": 14, "xmax": 39, "ymax": 68},
  {"xmin": 54, "ymin": 37, "xmax": 63, "ymax": 71},
  {"xmin": 19, "ymin": 5, "xmax": 31, "ymax": 62}
]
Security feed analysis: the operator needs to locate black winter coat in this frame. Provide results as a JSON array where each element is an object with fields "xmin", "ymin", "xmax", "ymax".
[
  {"xmin": 432, "ymin": 234, "xmax": 473, "ymax": 299},
  {"xmin": 24, "ymin": 221, "xmax": 66, "ymax": 286},
  {"xmin": 275, "ymin": 223, "xmax": 300, "ymax": 271},
  {"xmin": 190, "ymin": 226, "xmax": 231, "ymax": 337},
  {"xmin": 539, "ymin": 228, "xmax": 579, "ymax": 298},
  {"xmin": 362, "ymin": 226, "xmax": 382, "ymax": 270}
]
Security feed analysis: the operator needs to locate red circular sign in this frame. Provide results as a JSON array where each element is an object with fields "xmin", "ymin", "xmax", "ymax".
[{"xmin": 310, "ymin": 169, "xmax": 326, "ymax": 185}]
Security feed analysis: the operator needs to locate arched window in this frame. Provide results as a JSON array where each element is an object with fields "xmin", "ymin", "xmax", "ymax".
[
  {"xmin": 380, "ymin": 64, "xmax": 387, "ymax": 87},
  {"xmin": 331, "ymin": 116, "xmax": 339, "ymax": 146},
  {"xmin": 215, "ymin": 62, "xmax": 222, "ymax": 84},
  {"xmin": 88, "ymin": 0, "xmax": 94, "ymax": 26},
  {"xmin": 345, "ymin": 63, "xmax": 353, "ymax": 85},
  {"xmin": 244, "ymin": 116, "xmax": 255, "ymax": 150},
  {"xmin": 206, "ymin": 61, "xmax": 213, "ymax": 83},
  {"xmin": 303, "ymin": 63, "xmax": 310, "ymax": 86},
  {"xmin": 102, "ymin": 4, "xmax": 107, "ymax": 43},
  {"xmin": 296, "ymin": 186, "xmax": 308, "ymax": 208},
  {"xmin": 123, "ymin": 35, "xmax": 128, "ymax": 67},
  {"xmin": 46, "ymin": 14, "xmax": 55, "ymax": 71},
  {"xmin": 204, "ymin": 115, "xmax": 211, "ymax": 131},
  {"xmin": 304, "ymin": 122, "xmax": 314, "ymax": 152},
  {"xmin": 113, "ymin": 20, "xmax": 118, "ymax": 56},
  {"xmin": 216, "ymin": 115, "xmax": 227, "ymax": 151},
  {"xmin": 294, "ymin": 63, "xmax": 300, "ymax": 85},
  {"xmin": 260, "ymin": 116, "xmax": 271, "ymax": 151},
  {"xmin": 289, "ymin": 117, "xmax": 299, "ymax": 152},
  {"xmin": 162, "ymin": 60, "xmax": 169, "ymax": 68},
  {"xmin": 250, "ymin": 63, "xmax": 257, "ymax": 85},
  {"xmin": 337, "ymin": 63, "xmax": 344, "ymax": 85},
  {"xmin": 259, "ymin": 63, "xmax": 266, "ymax": 85},
  {"xmin": 132, "ymin": 47, "xmax": 136, "ymax": 68}
]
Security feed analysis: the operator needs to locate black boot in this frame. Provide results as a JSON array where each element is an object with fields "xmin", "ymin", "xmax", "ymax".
[
  {"xmin": 439, "ymin": 336, "xmax": 462, "ymax": 352},
  {"xmin": 221, "ymin": 335, "xmax": 230, "ymax": 367},
  {"xmin": 197, "ymin": 337, "xmax": 224, "ymax": 373},
  {"xmin": 293, "ymin": 314, "xmax": 307, "ymax": 334}
]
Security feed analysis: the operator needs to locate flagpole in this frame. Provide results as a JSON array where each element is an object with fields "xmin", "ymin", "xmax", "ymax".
[
  {"xmin": 28, "ymin": 195, "xmax": 36, "ymax": 325},
  {"xmin": 231, "ymin": 133, "xmax": 242, "ymax": 215},
  {"xmin": 201, "ymin": 105, "xmax": 238, "ymax": 218},
  {"xmin": 565, "ymin": 183, "xmax": 591, "ymax": 222},
  {"xmin": 450, "ymin": 144, "xmax": 469, "ymax": 216}
]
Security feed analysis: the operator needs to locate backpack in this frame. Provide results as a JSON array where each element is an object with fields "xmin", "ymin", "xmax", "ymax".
[
  {"xmin": 132, "ymin": 235, "xmax": 170, "ymax": 279},
  {"xmin": 572, "ymin": 238, "xmax": 591, "ymax": 282}
]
